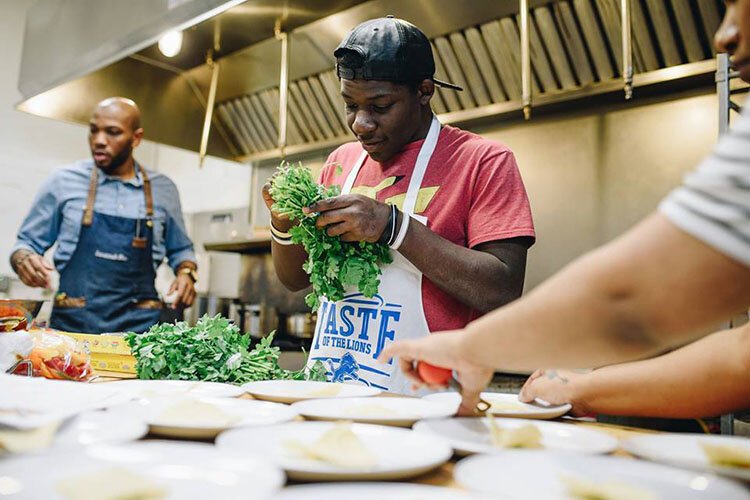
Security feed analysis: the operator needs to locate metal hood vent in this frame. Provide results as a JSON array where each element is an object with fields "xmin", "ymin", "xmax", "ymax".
[
  {"xmin": 17, "ymin": 0, "xmax": 723, "ymax": 162},
  {"xmin": 217, "ymin": 0, "xmax": 724, "ymax": 162},
  {"xmin": 15, "ymin": 0, "xmax": 369, "ymax": 160}
]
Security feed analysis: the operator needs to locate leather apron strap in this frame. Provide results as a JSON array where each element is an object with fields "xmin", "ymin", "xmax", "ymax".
[
  {"xmin": 132, "ymin": 166, "xmax": 155, "ymax": 249},
  {"xmin": 82, "ymin": 165, "xmax": 99, "ymax": 227}
]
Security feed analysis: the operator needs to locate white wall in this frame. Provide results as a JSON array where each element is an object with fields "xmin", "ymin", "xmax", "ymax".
[{"xmin": 0, "ymin": 0, "xmax": 251, "ymax": 299}]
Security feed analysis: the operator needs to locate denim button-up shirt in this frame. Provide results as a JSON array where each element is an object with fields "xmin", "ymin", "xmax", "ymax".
[{"xmin": 12, "ymin": 160, "xmax": 196, "ymax": 272}]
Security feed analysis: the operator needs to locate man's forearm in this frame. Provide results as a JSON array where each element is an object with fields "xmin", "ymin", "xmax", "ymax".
[
  {"xmin": 271, "ymin": 242, "xmax": 310, "ymax": 291},
  {"xmin": 461, "ymin": 214, "xmax": 750, "ymax": 372},
  {"xmin": 575, "ymin": 326, "xmax": 750, "ymax": 418},
  {"xmin": 398, "ymin": 217, "xmax": 524, "ymax": 312}
]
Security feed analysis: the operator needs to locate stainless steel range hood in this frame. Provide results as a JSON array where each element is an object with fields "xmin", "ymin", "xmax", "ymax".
[
  {"xmin": 16, "ymin": 0, "xmax": 369, "ymax": 159},
  {"xmin": 17, "ymin": 0, "xmax": 724, "ymax": 162}
]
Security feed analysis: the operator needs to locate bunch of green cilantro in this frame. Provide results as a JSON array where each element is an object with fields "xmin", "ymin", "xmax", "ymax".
[
  {"xmin": 269, "ymin": 161, "xmax": 392, "ymax": 309},
  {"xmin": 126, "ymin": 315, "xmax": 325, "ymax": 384}
]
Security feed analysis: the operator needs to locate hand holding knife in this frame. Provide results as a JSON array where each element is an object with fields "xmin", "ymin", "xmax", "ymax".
[{"xmin": 417, "ymin": 362, "xmax": 491, "ymax": 413}]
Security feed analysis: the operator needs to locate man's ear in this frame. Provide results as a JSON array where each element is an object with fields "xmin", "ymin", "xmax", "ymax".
[
  {"xmin": 132, "ymin": 128, "xmax": 144, "ymax": 148},
  {"xmin": 418, "ymin": 79, "xmax": 435, "ymax": 105}
]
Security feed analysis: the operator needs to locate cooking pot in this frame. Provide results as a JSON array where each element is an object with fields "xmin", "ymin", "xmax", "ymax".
[
  {"xmin": 243, "ymin": 304, "xmax": 278, "ymax": 339},
  {"xmin": 286, "ymin": 312, "xmax": 316, "ymax": 339}
]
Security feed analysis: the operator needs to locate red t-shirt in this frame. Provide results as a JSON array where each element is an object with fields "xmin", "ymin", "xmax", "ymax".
[{"xmin": 318, "ymin": 124, "xmax": 535, "ymax": 332}]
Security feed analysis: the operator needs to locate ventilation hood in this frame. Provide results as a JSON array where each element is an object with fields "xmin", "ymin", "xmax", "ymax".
[{"xmin": 18, "ymin": 0, "xmax": 724, "ymax": 162}]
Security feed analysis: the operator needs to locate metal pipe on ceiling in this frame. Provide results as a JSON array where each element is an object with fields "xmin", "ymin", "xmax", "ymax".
[
  {"xmin": 275, "ymin": 22, "xmax": 290, "ymax": 156},
  {"xmin": 199, "ymin": 52, "xmax": 221, "ymax": 167},
  {"xmin": 621, "ymin": 0, "xmax": 633, "ymax": 100},
  {"xmin": 129, "ymin": 52, "xmax": 239, "ymax": 158},
  {"xmin": 520, "ymin": 0, "xmax": 531, "ymax": 120}
]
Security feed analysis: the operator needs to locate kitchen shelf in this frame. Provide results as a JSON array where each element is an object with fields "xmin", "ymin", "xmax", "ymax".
[{"xmin": 203, "ymin": 235, "xmax": 271, "ymax": 254}]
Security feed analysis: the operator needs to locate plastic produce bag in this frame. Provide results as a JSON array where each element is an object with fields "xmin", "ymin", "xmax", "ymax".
[{"xmin": 25, "ymin": 331, "xmax": 92, "ymax": 381}]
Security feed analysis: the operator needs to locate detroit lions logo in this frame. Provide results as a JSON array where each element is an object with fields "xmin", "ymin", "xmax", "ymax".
[{"xmin": 326, "ymin": 352, "xmax": 370, "ymax": 386}]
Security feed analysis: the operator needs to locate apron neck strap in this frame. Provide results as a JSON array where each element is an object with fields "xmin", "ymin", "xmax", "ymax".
[
  {"xmin": 81, "ymin": 162, "xmax": 154, "ymax": 227},
  {"xmin": 402, "ymin": 115, "xmax": 440, "ymax": 214},
  {"xmin": 82, "ymin": 165, "xmax": 98, "ymax": 227},
  {"xmin": 140, "ymin": 164, "xmax": 154, "ymax": 218}
]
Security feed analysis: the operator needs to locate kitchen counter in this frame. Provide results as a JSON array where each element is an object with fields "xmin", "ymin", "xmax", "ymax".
[{"xmin": 92, "ymin": 372, "xmax": 663, "ymax": 491}]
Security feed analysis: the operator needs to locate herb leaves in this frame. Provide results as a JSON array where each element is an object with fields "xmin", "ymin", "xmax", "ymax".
[
  {"xmin": 126, "ymin": 315, "xmax": 325, "ymax": 384},
  {"xmin": 269, "ymin": 162, "xmax": 392, "ymax": 309}
]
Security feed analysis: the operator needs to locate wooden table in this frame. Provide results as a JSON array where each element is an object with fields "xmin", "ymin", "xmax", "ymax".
[{"xmin": 93, "ymin": 372, "xmax": 659, "ymax": 490}]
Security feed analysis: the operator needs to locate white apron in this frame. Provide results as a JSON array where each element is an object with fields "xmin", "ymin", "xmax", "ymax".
[{"xmin": 307, "ymin": 116, "xmax": 441, "ymax": 394}]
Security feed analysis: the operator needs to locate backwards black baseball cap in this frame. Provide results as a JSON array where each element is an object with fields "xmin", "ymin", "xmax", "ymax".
[{"xmin": 334, "ymin": 15, "xmax": 463, "ymax": 91}]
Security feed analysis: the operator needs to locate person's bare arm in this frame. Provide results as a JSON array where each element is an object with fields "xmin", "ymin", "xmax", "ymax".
[
  {"xmin": 399, "ymin": 219, "xmax": 530, "ymax": 312},
  {"xmin": 380, "ymin": 214, "xmax": 750, "ymax": 411},
  {"xmin": 460, "ymin": 214, "xmax": 750, "ymax": 370},
  {"xmin": 520, "ymin": 324, "xmax": 750, "ymax": 419}
]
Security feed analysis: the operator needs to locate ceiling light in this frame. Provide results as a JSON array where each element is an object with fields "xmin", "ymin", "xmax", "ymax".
[{"xmin": 158, "ymin": 30, "xmax": 183, "ymax": 58}]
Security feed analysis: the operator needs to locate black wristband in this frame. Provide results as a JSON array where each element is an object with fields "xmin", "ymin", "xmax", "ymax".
[
  {"xmin": 388, "ymin": 208, "xmax": 403, "ymax": 247},
  {"xmin": 377, "ymin": 204, "xmax": 396, "ymax": 245}
]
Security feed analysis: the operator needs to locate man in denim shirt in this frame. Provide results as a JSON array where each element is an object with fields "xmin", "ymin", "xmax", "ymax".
[{"xmin": 10, "ymin": 97, "xmax": 197, "ymax": 334}]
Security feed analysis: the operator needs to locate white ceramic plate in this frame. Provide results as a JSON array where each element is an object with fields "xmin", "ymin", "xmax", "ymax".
[
  {"xmin": 623, "ymin": 433, "xmax": 750, "ymax": 482},
  {"xmin": 243, "ymin": 380, "xmax": 381, "ymax": 404},
  {"xmin": 0, "ymin": 373, "xmax": 138, "ymax": 429},
  {"xmin": 292, "ymin": 396, "xmax": 455, "ymax": 427},
  {"xmin": 423, "ymin": 391, "xmax": 571, "ymax": 420},
  {"xmin": 112, "ymin": 379, "xmax": 245, "ymax": 399},
  {"xmin": 413, "ymin": 417, "xmax": 617, "ymax": 456},
  {"xmin": 216, "ymin": 421, "xmax": 452, "ymax": 481},
  {"xmin": 276, "ymin": 483, "xmax": 498, "ymax": 499},
  {"xmin": 454, "ymin": 451, "xmax": 750, "ymax": 500},
  {"xmin": 0, "ymin": 441, "xmax": 284, "ymax": 499},
  {"xmin": 53, "ymin": 410, "xmax": 148, "ymax": 447},
  {"xmin": 109, "ymin": 396, "xmax": 298, "ymax": 438}
]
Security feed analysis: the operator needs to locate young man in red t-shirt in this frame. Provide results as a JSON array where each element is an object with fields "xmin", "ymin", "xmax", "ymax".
[{"xmin": 263, "ymin": 16, "xmax": 535, "ymax": 394}]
